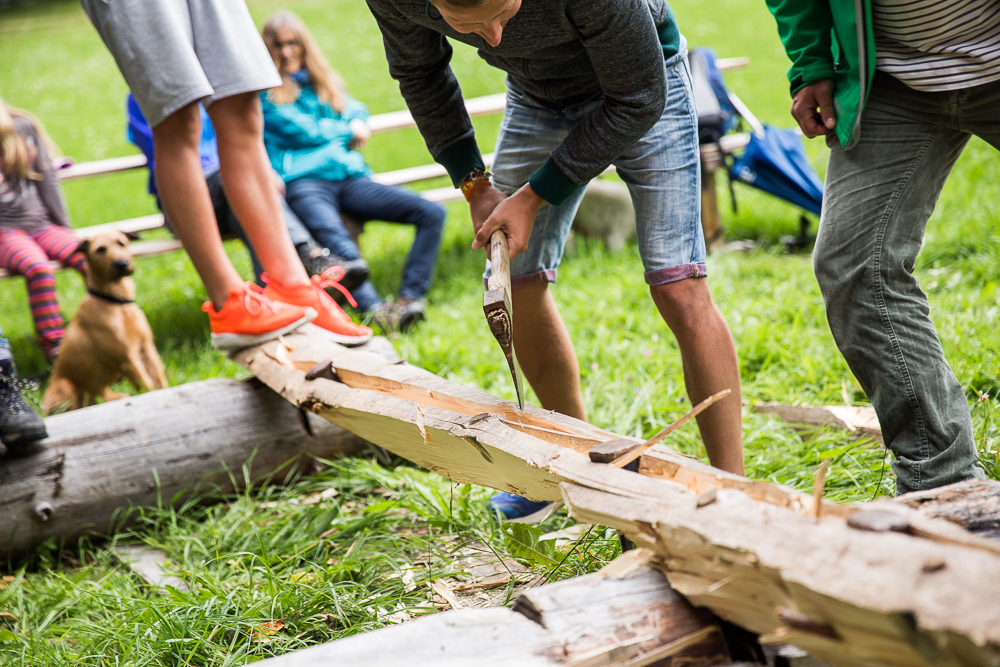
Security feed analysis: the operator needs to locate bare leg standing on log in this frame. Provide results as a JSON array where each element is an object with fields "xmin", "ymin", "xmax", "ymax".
[{"xmin": 81, "ymin": 0, "xmax": 372, "ymax": 351}]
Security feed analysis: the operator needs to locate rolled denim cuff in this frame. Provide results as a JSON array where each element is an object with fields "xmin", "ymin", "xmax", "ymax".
[
  {"xmin": 644, "ymin": 261, "xmax": 707, "ymax": 286},
  {"xmin": 482, "ymin": 268, "xmax": 557, "ymax": 289}
]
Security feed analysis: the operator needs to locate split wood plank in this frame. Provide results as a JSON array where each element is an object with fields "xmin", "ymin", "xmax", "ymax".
[
  {"xmin": 232, "ymin": 335, "xmax": 848, "ymax": 520},
  {"xmin": 233, "ymin": 334, "xmax": 1000, "ymax": 667},
  {"xmin": 753, "ymin": 403, "xmax": 883, "ymax": 444},
  {"xmin": 0, "ymin": 377, "xmax": 366, "ymax": 559},
  {"xmin": 253, "ymin": 565, "xmax": 729, "ymax": 667}
]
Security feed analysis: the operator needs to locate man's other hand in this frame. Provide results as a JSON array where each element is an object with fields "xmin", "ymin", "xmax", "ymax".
[
  {"xmin": 791, "ymin": 80, "xmax": 837, "ymax": 138},
  {"xmin": 471, "ymin": 183, "xmax": 543, "ymax": 261}
]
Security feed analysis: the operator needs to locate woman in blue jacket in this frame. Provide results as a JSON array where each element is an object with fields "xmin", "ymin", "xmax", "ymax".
[{"xmin": 260, "ymin": 11, "xmax": 445, "ymax": 332}]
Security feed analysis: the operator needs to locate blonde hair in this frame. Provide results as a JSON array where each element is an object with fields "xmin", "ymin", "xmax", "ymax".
[
  {"xmin": 1, "ymin": 102, "xmax": 40, "ymax": 181},
  {"xmin": 262, "ymin": 11, "xmax": 346, "ymax": 113}
]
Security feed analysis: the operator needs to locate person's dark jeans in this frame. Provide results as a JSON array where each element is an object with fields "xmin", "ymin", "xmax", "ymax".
[
  {"xmin": 816, "ymin": 71, "xmax": 994, "ymax": 493},
  {"xmin": 204, "ymin": 170, "xmax": 312, "ymax": 284},
  {"xmin": 0, "ymin": 325, "xmax": 9, "ymax": 362},
  {"xmin": 285, "ymin": 177, "xmax": 445, "ymax": 313}
]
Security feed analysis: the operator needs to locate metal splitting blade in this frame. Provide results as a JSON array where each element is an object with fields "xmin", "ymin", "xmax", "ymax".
[
  {"xmin": 483, "ymin": 230, "xmax": 524, "ymax": 411},
  {"xmin": 508, "ymin": 345, "xmax": 525, "ymax": 411}
]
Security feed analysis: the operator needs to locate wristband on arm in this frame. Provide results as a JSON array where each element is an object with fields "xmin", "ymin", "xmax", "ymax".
[{"xmin": 460, "ymin": 167, "xmax": 492, "ymax": 202}]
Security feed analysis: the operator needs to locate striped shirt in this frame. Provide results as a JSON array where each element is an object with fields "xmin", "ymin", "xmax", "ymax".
[{"xmin": 871, "ymin": 0, "xmax": 1000, "ymax": 91}]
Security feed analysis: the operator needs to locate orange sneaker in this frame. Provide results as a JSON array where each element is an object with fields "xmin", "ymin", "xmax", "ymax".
[
  {"xmin": 202, "ymin": 281, "xmax": 316, "ymax": 351},
  {"xmin": 263, "ymin": 267, "xmax": 373, "ymax": 346}
]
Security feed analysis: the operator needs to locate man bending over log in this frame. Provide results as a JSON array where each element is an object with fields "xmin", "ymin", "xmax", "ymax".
[
  {"xmin": 365, "ymin": 0, "xmax": 745, "ymax": 516},
  {"xmin": 765, "ymin": 0, "xmax": 989, "ymax": 492}
]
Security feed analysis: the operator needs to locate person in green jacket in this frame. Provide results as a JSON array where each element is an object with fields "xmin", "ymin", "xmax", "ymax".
[{"xmin": 765, "ymin": 0, "xmax": 995, "ymax": 493}]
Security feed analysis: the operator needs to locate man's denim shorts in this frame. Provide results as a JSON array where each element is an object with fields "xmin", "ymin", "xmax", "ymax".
[{"xmin": 488, "ymin": 52, "xmax": 706, "ymax": 288}]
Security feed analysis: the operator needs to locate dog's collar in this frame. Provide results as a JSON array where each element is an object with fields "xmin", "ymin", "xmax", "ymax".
[{"xmin": 87, "ymin": 288, "xmax": 134, "ymax": 305}]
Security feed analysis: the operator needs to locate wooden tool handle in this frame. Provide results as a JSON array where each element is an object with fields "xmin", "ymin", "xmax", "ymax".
[{"xmin": 487, "ymin": 229, "xmax": 511, "ymax": 292}]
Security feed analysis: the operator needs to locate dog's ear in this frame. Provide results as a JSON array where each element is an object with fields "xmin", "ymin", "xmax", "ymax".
[{"xmin": 76, "ymin": 239, "xmax": 90, "ymax": 256}]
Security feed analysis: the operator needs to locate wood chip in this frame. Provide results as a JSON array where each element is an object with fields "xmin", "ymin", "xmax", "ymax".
[
  {"xmin": 922, "ymin": 558, "xmax": 947, "ymax": 573},
  {"xmin": 451, "ymin": 574, "xmax": 512, "ymax": 591},
  {"xmin": 598, "ymin": 548, "xmax": 655, "ymax": 580},
  {"xmin": 847, "ymin": 510, "xmax": 910, "ymax": 533},
  {"xmin": 430, "ymin": 580, "xmax": 463, "ymax": 610},
  {"xmin": 696, "ymin": 489, "xmax": 718, "ymax": 508},
  {"xmin": 813, "ymin": 459, "xmax": 831, "ymax": 520},
  {"xmin": 417, "ymin": 404, "xmax": 428, "ymax": 445}
]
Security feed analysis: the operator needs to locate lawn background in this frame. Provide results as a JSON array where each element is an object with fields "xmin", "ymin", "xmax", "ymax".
[{"xmin": 0, "ymin": 0, "xmax": 998, "ymax": 662}]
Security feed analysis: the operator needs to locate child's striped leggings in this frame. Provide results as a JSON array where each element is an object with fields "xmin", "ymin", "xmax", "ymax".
[{"xmin": 0, "ymin": 226, "xmax": 86, "ymax": 361}]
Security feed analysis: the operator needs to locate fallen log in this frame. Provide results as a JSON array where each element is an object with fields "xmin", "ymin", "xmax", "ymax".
[
  {"xmin": 233, "ymin": 334, "xmax": 1000, "ymax": 667},
  {"xmin": 0, "ymin": 377, "xmax": 366, "ymax": 559},
  {"xmin": 255, "ymin": 564, "xmax": 731, "ymax": 666}
]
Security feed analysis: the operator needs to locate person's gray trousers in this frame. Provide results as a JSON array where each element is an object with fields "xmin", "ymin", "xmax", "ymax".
[{"xmin": 817, "ymin": 70, "xmax": 993, "ymax": 493}]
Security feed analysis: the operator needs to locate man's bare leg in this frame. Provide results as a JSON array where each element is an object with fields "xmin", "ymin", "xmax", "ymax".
[
  {"xmin": 511, "ymin": 281, "xmax": 586, "ymax": 421},
  {"xmin": 650, "ymin": 278, "xmax": 744, "ymax": 475},
  {"xmin": 207, "ymin": 92, "xmax": 309, "ymax": 291},
  {"xmin": 153, "ymin": 103, "xmax": 243, "ymax": 309}
]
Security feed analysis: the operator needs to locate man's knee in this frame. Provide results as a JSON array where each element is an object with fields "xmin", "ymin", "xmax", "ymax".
[
  {"xmin": 650, "ymin": 277, "xmax": 712, "ymax": 326},
  {"xmin": 894, "ymin": 447, "xmax": 985, "ymax": 494},
  {"xmin": 153, "ymin": 103, "xmax": 202, "ymax": 147},
  {"xmin": 208, "ymin": 92, "xmax": 262, "ymax": 136},
  {"xmin": 511, "ymin": 279, "xmax": 551, "ymax": 315},
  {"xmin": 812, "ymin": 245, "xmax": 841, "ymax": 296}
]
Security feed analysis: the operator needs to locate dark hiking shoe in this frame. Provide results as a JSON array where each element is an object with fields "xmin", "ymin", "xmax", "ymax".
[
  {"xmin": 0, "ymin": 356, "xmax": 47, "ymax": 451},
  {"xmin": 488, "ymin": 493, "xmax": 551, "ymax": 520},
  {"xmin": 297, "ymin": 246, "xmax": 369, "ymax": 300},
  {"xmin": 369, "ymin": 297, "xmax": 426, "ymax": 334}
]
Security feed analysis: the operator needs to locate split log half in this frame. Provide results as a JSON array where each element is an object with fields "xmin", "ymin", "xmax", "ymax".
[
  {"xmin": 232, "ymin": 335, "xmax": 1000, "ymax": 667},
  {"xmin": 233, "ymin": 335, "xmax": 850, "ymax": 519},
  {"xmin": 254, "ymin": 564, "xmax": 730, "ymax": 667},
  {"xmin": 0, "ymin": 378, "xmax": 365, "ymax": 559}
]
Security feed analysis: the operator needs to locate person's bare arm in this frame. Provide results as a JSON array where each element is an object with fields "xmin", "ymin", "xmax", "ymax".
[{"xmin": 791, "ymin": 80, "xmax": 837, "ymax": 138}]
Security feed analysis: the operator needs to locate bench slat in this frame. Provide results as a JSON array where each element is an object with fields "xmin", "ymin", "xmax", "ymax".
[
  {"xmin": 367, "ymin": 93, "xmax": 506, "ymax": 133},
  {"xmin": 58, "ymin": 154, "xmax": 148, "ymax": 181},
  {"xmin": 72, "ymin": 214, "xmax": 166, "ymax": 239},
  {"xmin": 0, "ymin": 238, "xmax": 184, "ymax": 279},
  {"xmin": 21, "ymin": 84, "xmax": 751, "ymax": 279}
]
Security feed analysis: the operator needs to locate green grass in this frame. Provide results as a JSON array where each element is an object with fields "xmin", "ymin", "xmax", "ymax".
[
  {"xmin": 1, "ymin": 459, "xmax": 622, "ymax": 665},
  {"xmin": 1, "ymin": 0, "xmax": 999, "ymax": 663}
]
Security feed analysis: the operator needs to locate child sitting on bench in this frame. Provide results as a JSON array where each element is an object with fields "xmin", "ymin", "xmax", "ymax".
[
  {"xmin": 260, "ymin": 11, "xmax": 446, "ymax": 333},
  {"xmin": 0, "ymin": 96, "xmax": 86, "ymax": 362}
]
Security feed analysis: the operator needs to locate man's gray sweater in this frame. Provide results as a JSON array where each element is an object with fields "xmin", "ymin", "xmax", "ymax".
[{"xmin": 365, "ymin": 0, "xmax": 682, "ymax": 205}]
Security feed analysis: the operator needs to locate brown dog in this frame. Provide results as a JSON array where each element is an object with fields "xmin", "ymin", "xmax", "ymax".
[{"xmin": 43, "ymin": 231, "xmax": 167, "ymax": 413}]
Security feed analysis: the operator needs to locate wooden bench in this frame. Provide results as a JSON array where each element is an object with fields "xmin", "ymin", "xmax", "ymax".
[{"xmin": 2, "ymin": 58, "xmax": 749, "ymax": 278}]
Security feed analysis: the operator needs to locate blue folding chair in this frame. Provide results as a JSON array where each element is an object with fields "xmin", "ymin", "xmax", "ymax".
[{"xmin": 690, "ymin": 48, "xmax": 824, "ymax": 247}]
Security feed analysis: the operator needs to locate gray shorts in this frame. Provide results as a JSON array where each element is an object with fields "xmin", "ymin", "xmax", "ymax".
[{"xmin": 80, "ymin": 0, "xmax": 280, "ymax": 128}]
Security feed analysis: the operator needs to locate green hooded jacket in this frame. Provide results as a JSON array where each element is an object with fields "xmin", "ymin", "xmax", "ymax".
[{"xmin": 765, "ymin": 0, "xmax": 877, "ymax": 149}]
